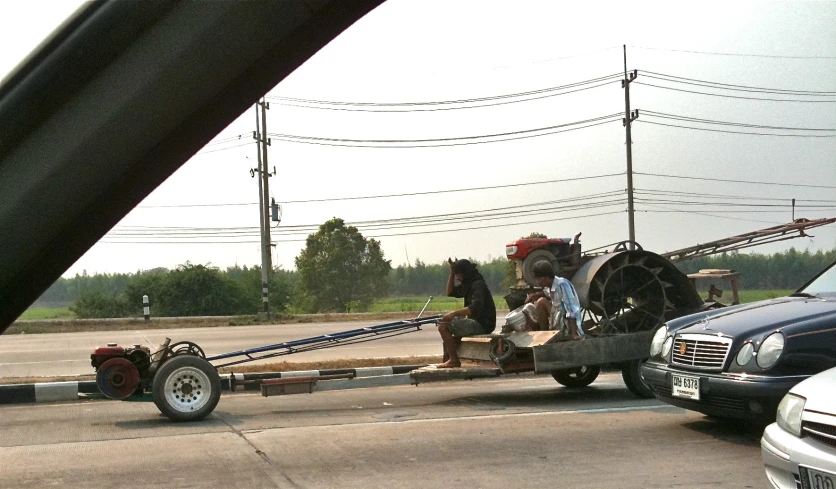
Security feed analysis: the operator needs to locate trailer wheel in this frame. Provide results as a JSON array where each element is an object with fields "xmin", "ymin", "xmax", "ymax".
[
  {"xmin": 152, "ymin": 355, "xmax": 220, "ymax": 422},
  {"xmin": 621, "ymin": 359, "xmax": 654, "ymax": 398},
  {"xmin": 551, "ymin": 365, "xmax": 600, "ymax": 388}
]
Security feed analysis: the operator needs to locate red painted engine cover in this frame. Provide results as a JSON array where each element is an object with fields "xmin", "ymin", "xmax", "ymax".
[
  {"xmin": 93, "ymin": 346, "xmax": 125, "ymax": 356},
  {"xmin": 90, "ymin": 345, "xmax": 126, "ymax": 368}
]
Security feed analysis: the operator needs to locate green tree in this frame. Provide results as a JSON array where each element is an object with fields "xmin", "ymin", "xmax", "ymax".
[
  {"xmin": 159, "ymin": 262, "xmax": 247, "ymax": 316},
  {"xmin": 294, "ymin": 218, "xmax": 391, "ymax": 312},
  {"xmin": 228, "ymin": 264, "xmax": 294, "ymax": 313},
  {"xmin": 123, "ymin": 268, "xmax": 168, "ymax": 316},
  {"xmin": 69, "ymin": 291, "xmax": 131, "ymax": 318}
]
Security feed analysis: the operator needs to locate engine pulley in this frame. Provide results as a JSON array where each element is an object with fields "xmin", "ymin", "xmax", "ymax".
[{"xmin": 96, "ymin": 357, "xmax": 141, "ymax": 400}]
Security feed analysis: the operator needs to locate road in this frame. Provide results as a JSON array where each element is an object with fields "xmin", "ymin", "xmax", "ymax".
[
  {"xmin": 0, "ymin": 320, "xmax": 444, "ymax": 377},
  {"xmin": 0, "ymin": 372, "xmax": 769, "ymax": 488}
]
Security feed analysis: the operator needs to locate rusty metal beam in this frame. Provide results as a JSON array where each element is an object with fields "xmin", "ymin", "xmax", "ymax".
[{"xmin": 661, "ymin": 218, "xmax": 836, "ymax": 263}]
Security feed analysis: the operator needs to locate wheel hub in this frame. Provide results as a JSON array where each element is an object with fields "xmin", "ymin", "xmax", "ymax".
[{"xmin": 165, "ymin": 367, "xmax": 211, "ymax": 412}]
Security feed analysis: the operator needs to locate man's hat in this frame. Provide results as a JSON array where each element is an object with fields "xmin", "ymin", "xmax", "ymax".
[{"xmin": 453, "ymin": 259, "xmax": 476, "ymax": 275}]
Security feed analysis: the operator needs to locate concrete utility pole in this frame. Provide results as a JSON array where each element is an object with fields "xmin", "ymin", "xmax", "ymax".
[
  {"xmin": 251, "ymin": 99, "xmax": 273, "ymax": 316},
  {"xmin": 622, "ymin": 45, "xmax": 639, "ymax": 250}
]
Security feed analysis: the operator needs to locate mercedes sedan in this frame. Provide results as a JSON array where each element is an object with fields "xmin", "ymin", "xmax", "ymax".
[{"xmin": 641, "ymin": 261, "xmax": 836, "ymax": 424}]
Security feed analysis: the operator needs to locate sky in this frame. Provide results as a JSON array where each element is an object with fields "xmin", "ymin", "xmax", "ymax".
[{"xmin": 2, "ymin": 0, "xmax": 835, "ymax": 278}]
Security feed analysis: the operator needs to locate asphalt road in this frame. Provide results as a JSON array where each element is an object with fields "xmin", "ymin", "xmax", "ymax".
[
  {"xmin": 0, "ymin": 372, "xmax": 769, "ymax": 488},
  {"xmin": 0, "ymin": 320, "xmax": 445, "ymax": 377}
]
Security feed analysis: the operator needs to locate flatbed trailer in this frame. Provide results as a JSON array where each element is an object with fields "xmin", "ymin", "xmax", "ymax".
[
  {"xmin": 251, "ymin": 329, "xmax": 657, "ymax": 400},
  {"xmin": 87, "ymin": 218, "xmax": 836, "ymax": 421}
]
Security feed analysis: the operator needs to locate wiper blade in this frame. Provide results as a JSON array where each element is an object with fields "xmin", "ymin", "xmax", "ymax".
[{"xmin": 790, "ymin": 292, "xmax": 820, "ymax": 298}]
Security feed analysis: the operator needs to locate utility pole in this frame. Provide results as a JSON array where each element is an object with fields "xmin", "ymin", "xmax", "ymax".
[
  {"xmin": 251, "ymin": 99, "xmax": 273, "ymax": 316},
  {"xmin": 622, "ymin": 45, "xmax": 639, "ymax": 249}
]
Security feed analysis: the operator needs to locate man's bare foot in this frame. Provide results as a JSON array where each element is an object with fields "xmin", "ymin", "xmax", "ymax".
[{"xmin": 437, "ymin": 360, "xmax": 461, "ymax": 369}]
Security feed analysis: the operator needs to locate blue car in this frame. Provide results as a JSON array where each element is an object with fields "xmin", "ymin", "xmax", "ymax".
[{"xmin": 641, "ymin": 261, "xmax": 836, "ymax": 424}]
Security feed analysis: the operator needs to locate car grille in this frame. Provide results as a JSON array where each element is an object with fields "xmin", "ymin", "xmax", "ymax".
[
  {"xmin": 803, "ymin": 421, "xmax": 836, "ymax": 449},
  {"xmin": 671, "ymin": 334, "xmax": 732, "ymax": 371}
]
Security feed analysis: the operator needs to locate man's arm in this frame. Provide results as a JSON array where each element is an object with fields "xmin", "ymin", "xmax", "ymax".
[
  {"xmin": 446, "ymin": 258, "xmax": 460, "ymax": 297},
  {"xmin": 525, "ymin": 290, "xmax": 546, "ymax": 303},
  {"xmin": 442, "ymin": 306, "xmax": 472, "ymax": 323},
  {"xmin": 558, "ymin": 281, "xmax": 581, "ymax": 318},
  {"xmin": 446, "ymin": 270, "xmax": 456, "ymax": 297}
]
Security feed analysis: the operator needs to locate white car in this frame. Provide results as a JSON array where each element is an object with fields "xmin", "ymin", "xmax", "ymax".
[{"xmin": 762, "ymin": 366, "xmax": 836, "ymax": 489}]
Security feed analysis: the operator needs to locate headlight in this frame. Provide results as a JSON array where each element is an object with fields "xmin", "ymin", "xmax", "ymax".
[
  {"xmin": 661, "ymin": 336, "xmax": 674, "ymax": 358},
  {"xmin": 756, "ymin": 332, "xmax": 785, "ymax": 369},
  {"xmin": 650, "ymin": 326, "xmax": 668, "ymax": 356},
  {"xmin": 776, "ymin": 393, "xmax": 805, "ymax": 437},
  {"xmin": 506, "ymin": 245, "xmax": 518, "ymax": 256},
  {"xmin": 736, "ymin": 343, "xmax": 754, "ymax": 366}
]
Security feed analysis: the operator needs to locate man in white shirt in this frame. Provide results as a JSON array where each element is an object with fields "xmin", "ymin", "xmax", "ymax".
[{"xmin": 523, "ymin": 261, "xmax": 584, "ymax": 339}]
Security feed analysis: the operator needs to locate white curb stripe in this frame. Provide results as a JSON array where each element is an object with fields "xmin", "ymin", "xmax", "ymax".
[
  {"xmin": 354, "ymin": 367, "xmax": 394, "ymax": 378},
  {"xmin": 34, "ymin": 382, "xmax": 79, "ymax": 402},
  {"xmin": 280, "ymin": 370, "xmax": 321, "ymax": 378}
]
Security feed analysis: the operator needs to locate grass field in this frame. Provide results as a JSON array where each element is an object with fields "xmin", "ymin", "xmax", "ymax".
[
  {"xmin": 16, "ymin": 290, "xmax": 796, "ymax": 324},
  {"xmin": 17, "ymin": 307, "xmax": 75, "ymax": 321}
]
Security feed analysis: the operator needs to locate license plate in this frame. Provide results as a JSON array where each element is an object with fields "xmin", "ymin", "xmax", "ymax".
[
  {"xmin": 671, "ymin": 374, "xmax": 700, "ymax": 400},
  {"xmin": 801, "ymin": 466, "xmax": 836, "ymax": 489}
]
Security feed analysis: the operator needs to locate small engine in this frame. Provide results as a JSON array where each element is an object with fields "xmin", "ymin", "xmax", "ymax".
[
  {"xmin": 90, "ymin": 339, "xmax": 206, "ymax": 400},
  {"xmin": 90, "ymin": 342, "xmax": 154, "ymax": 399}
]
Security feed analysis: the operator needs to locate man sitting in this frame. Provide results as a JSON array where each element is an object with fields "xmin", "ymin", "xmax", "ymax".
[
  {"xmin": 437, "ymin": 258, "xmax": 497, "ymax": 368},
  {"xmin": 523, "ymin": 261, "xmax": 584, "ymax": 339}
]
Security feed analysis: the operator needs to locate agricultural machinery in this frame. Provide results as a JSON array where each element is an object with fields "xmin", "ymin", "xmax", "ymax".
[{"xmin": 90, "ymin": 218, "xmax": 835, "ymax": 421}]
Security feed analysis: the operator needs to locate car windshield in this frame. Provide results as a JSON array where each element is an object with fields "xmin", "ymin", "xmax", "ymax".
[{"xmin": 798, "ymin": 263, "xmax": 836, "ymax": 297}]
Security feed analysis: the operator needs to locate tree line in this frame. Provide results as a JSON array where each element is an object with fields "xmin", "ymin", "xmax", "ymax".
[
  {"xmin": 34, "ymin": 221, "xmax": 836, "ymax": 318},
  {"xmin": 674, "ymin": 247, "xmax": 836, "ymax": 290}
]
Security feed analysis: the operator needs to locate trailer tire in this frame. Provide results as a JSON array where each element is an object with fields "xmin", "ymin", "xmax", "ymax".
[
  {"xmin": 152, "ymin": 355, "xmax": 220, "ymax": 422},
  {"xmin": 621, "ymin": 358, "xmax": 654, "ymax": 398},
  {"xmin": 522, "ymin": 249, "xmax": 557, "ymax": 286},
  {"xmin": 551, "ymin": 365, "xmax": 600, "ymax": 388}
]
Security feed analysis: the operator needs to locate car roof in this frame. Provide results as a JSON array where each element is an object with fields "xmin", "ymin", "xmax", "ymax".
[{"xmin": 0, "ymin": 0, "xmax": 385, "ymax": 333}]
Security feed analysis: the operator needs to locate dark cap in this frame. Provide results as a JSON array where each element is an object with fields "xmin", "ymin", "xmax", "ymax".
[{"xmin": 453, "ymin": 259, "xmax": 476, "ymax": 275}]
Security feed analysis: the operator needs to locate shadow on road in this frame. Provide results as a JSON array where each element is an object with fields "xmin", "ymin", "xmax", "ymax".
[
  {"xmin": 433, "ymin": 384, "xmax": 659, "ymax": 412},
  {"xmin": 680, "ymin": 417, "xmax": 764, "ymax": 447}
]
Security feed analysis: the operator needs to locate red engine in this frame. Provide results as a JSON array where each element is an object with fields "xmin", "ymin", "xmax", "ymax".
[
  {"xmin": 505, "ymin": 237, "xmax": 571, "ymax": 260},
  {"xmin": 90, "ymin": 343, "xmax": 152, "ymax": 400}
]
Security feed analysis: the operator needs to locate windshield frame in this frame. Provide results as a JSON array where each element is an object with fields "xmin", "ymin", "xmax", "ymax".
[{"xmin": 796, "ymin": 260, "xmax": 836, "ymax": 297}]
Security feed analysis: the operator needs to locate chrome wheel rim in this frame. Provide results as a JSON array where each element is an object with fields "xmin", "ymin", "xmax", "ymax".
[{"xmin": 163, "ymin": 366, "xmax": 212, "ymax": 413}]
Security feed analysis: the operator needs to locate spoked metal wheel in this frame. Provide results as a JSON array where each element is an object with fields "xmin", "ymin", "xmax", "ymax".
[
  {"xmin": 574, "ymin": 250, "xmax": 705, "ymax": 337},
  {"xmin": 152, "ymin": 355, "xmax": 220, "ymax": 422},
  {"xmin": 587, "ymin": 255, "xmax": 670, "ymax": 335}
]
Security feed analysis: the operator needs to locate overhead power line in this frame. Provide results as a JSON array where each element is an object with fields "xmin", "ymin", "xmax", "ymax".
[
  {"xmin": 634, "ymin": 82, "xmax": 836, "ymax": 103},
  {"xmin": 641, "ymin": 110, "xmax": 836, "ymax": 132},
  {"xmin": 640, "ymin": 71, "xmax": 836, "ymax": 95},
  {"xmin": 634, "ymin": 172, "xmax": 836, "ymax": 189},
  {"xmin": 636, "ymin": 203, "xmax": 782, "ymax": 225},
  {"xmin": 629, "ymin": 45, "xmax": 836, "ymax": 60},
  {"xmin": 269, "ymin": 80, "xmax": 619, "ymax": 113},
  {"xmin": 637, "ymin": 119, "xmax": 836, "ymax": 137},
  {"xmin": 264, "ymin": 73, "xmax": 621, "ymax": 112},
  {"xmin": 635, "ymin": 189, "xmax": 836, "ymax": 203},
  {"xmin": 267, "ymin": 113, "xmax": 622, "ymax": 149},
  {"xmin": 116, "ymin": 192, "xmax": 628, "ymax": 237},
  {"xmin": 135, "ymin": 172, "xmax": 624, "ymax": 208},
  {"xmin": 634, "ymin": 197, "xmax": 836, "ymax": 209},
  {"xmin": 100, "ymin": 209, "xmax": 625, "ymax": 245}
]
